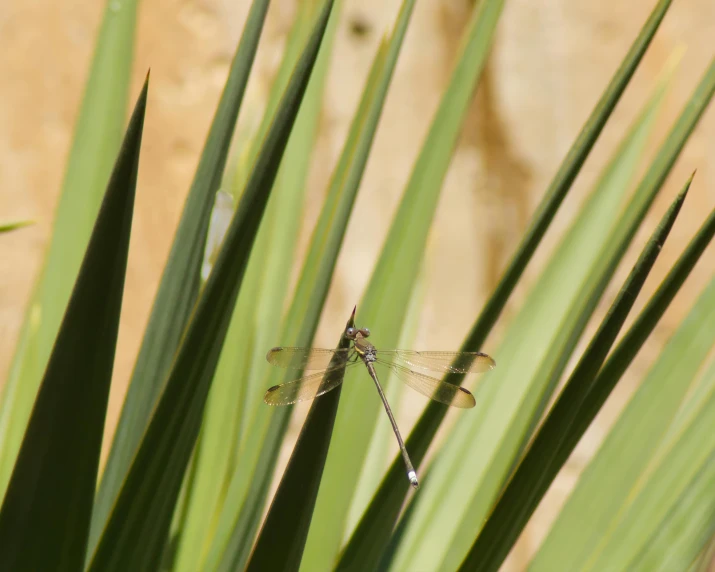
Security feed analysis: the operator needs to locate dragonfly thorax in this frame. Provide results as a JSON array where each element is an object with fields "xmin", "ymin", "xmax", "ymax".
[
  {"xmin": 354, "ymin": 336, "xmax": 378, "ymax": 363},
  {"xmin": 362, "ymin": 346, "xmax": 377, "ymax": 363}
]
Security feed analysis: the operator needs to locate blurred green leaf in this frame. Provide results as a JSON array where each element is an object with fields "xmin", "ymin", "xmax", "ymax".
[
  {"xmin": 90, "ymin": 0, "xmax": 271, "ymax": 554},
  {"xmin": 695, "ymin": 536, "xmax": 715, "ymax": 572},
  {"xmin": 245, "ymin": 310, "xmax": 355, "ymax": 572},
  {"xmin": 598, "ymin": 354, "xmax": 715, "ymax": 570},
  {"xmin": 393, "ymin": 48, "xmax": 680, "ymax": 572},
  {"xmin": 460, "ymin": 176, "xmax": 692, "ymax": 571},
  {"xmin": 86, "ymin": 4, "xmax": 334, "ymax": 569},
  {"xmin": 631, "ymin": 452, "xmax": 715, "ymax": 571},
  {"xmin": 0, "ymin": 0, "xmax": 138, "ymax": 497},
  {"xmin": 172, "ymin": 4, "xmax": 341, "ymax": 569},
  {"xmin": 0, "ymin": 78, "xmax": 147, "ymax": 572},
  {"xmin": 0, "ymin": 220, "xmax": 32, "ymax": 233},
  {"xmin": 532, "ymin": 260, "xmax": 715, "ymax": 570},
  {"xmin": 202, "ymin": 2, "xmax": 417, "ymax": 568},
  {"xmin": 301, "ymin": 0, "xmax": 505, "ymax": 569}
]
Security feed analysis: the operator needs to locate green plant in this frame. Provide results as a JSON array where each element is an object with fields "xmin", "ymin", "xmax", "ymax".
[{"xmin": 1, "ymin": 0, "xmax": 714, "ymax": 570}]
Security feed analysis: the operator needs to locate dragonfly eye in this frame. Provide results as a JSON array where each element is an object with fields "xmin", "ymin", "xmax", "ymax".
[
  {"xmin": 346, "ymin": 327, "xmax": 357, "ymax": 338},
  {"xmin": 359, "ymin": 328, "xmax": 371, "ymax": 337}
]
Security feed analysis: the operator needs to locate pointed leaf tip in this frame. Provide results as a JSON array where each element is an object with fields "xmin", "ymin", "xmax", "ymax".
[
  {"xmin": 687, "ymin": 169, "xmax": 697, "ymax": 185},
  {"xmin": 677, "ymin": 171, "xmax": 695, "ymax": 202},
  {"xmin": 0, "ymin": 80, "xmax": 146, "ymax": 571}
]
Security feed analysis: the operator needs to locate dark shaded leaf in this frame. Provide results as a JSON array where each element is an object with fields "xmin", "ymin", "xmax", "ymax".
[
  {"xmin": 203, "ymin": 1, "xmax": 416, "ymax": 568},
  {"xmin": 0, "ymin": 0, "xmax": 139, "ymax": 499},
  {"xmin": 90, "ymin": 0, "xmax": 272, "ymax": 551},
  {"xmin": 87, "ymin": 3, "xmax": 334, "ymax": 570},
  {"xmin": 245, "ymin": 310, "xmax": 355, "ymax": 572},
  {"xmin": 0, "ymin": 78, "xmax": 147, "ymax": 572}
]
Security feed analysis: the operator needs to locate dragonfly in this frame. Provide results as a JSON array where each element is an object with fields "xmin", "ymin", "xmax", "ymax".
[{"xmin": 264, "ymin": 325, "xmax": 496, "ymax": 489}]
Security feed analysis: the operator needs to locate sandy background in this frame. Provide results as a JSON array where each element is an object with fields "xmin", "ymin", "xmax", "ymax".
[{"xmin": 1, "ymin": 0, "xmax": 714, "ymax": 567}]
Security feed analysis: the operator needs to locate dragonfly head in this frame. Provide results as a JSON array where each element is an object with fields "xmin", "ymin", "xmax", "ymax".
[{"xmin": 346, "ymin": 326, "xmax": 371, "ymax": 340}]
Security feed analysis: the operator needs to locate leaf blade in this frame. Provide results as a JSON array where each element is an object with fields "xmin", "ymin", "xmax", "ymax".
[
  {"xmin": 300, "ymin": 0, "xmax": 506, "ymax": 569},
  {"xmin": 458, "ymin": 178, "xmax": 691, "ymax": 572},
  {"xmin": 0, "ymin": 220, "xmax": 32, "ymax": 233},
  {"xmin": 339, "ymin": 5, "xmax": 676, "ymax": 568},
  {"xmin": 0, "ymin": 0, "xmax": 139, "ymax": 498},
  {"xmin": 89, "ymin": 0, "xmax": 272, "ymax": 552},
  {"xmin": 245, "ymin": 310, "xmax": 355, "ymax": 571},
  {"xmin": 202, "ymin": 2, "xmax": 417, "ymax": 566},
  {"xmin": 391, "ymin": 46, "xmax": 681, "ymax": 572},
  {"xmin": 171, "ymin": 4, "xmax": 341, "ymax": 568},
  {"xmin": 0, "ymin": 78, "xmax": 147, "ymax": 572},
  {"xmin": 595, "ymin": 355, "xmax": 715, "ymax": 570},
  {"xmin": 86, "ymin": 4, "xmax": 334, "ymax": 569}
]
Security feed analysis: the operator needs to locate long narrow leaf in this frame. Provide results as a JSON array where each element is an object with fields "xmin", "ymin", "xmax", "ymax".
[
  {"xmin": 90, "ymin": 0, "xmax": 271, "ymax": 552},
  {"xmin": 87, "ymin": 4, "xmax": 334, "ymax": 569},
  {"xmin": 392, "ymin": 57, "xmax": 677, "ymax": 572},
  {"xmin": 459, "ymin": 181, "xmax": 690, "ymax": 571},
  {"xmin": 340, "ymin": 3, "xmax": 675, "ymax": 566},
  {"xmin": 0, "ymin": 0, "xmax": 138, "ymax": 496},
  {"xmin": 0, "ymin": 78, "xmax": 147, "ymax": 572},
  {"xmin": 203, "ymin": 1, "xmax": 417, "ymax": 567},
  {"xmin": 245, "ymin": 310, "xmax": 355, "ymax": 571},
  {"xmin": 529, "ymin": 214, "xmax": 715, "ymax": 570},
  {"xmin": 300, "ymin": 0, "xmax": 505, "ymax": 568},
  {"xmin": 172, "ymin": 4, "xmax": 341, "ymax": 569},
  {"xmin": 592, "ymin": 351, "xmax": 715, "ymax": 570},
  {"xmin": 631, "ymin": 455, "xmax": 715, "ymax": 570},
  {"xmin": 0, "ymin": 221, "xmax": 32, "ymax": 233},
  {"xmin": 396, "ymin": 53, "xmax": 715, "ymax": 572}
]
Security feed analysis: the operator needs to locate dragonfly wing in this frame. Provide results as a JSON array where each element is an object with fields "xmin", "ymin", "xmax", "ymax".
[
  {"xmin": 378, "ymin": 360, "xmax": 476, "ymax": 408},
  {"xmin": 378, "ymin": 350, "xmax": 496, "ymax": 374},
  {"xmin": 264, "ymin": 364, "xmax": 354, "ymax": 406},
  {"xmin": 266, "ymin": 347, "xmax": 351, "ymax": 370}
]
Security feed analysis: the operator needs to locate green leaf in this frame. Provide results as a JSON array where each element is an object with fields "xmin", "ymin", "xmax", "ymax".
[
  {"xmin": 340, "ymin": 5, "xmax": 675, "ymax": 567},
  {"xmin": 521, "ymin": 61, "xmax": 715, "ymax": 572},
  {"xmin": 392, "ymin": 48, "xmax": 679, "ymax": 572},
  {"xmin": 592, "ymin": 350, "xmax": 715, "ymax": 570},
  {"xmin": 171, "ymin": 4, "xmax": 340, "ymax": 569},
  {"xmin": 89, "ymin": 0, "xmax": 272, "ymax": 553},
  {"xmin": 0, "ymin": 220, "xmax": 32, "ymax": 233},
  {"xmin": 202, "ymin": 1, "xmax": 417, "ymax": 567},
  {"xmin": 0, "ymin": 0, "xmax": 138, "ymax": 497},
  {"xmin": 445, "ymin": 58, "xmax": 715, "ymax": 572},
  {"xmin": 696, "ymin": 537, "xmax": 715, "ymax": 572},
  {"xmin": 528, "ymin": 221, "xmax": 715, "ymax": 570},
  {"xmin": 86, "ymin": 3, "xmax": 334, "ymax": 569},
  {"xmin": 0, "ymin": 78, "xmax": 147, "ymax": 572},
  {"xmin": 300, "ymin": 0, "xmax": 505, "ymax": 569},
  {"xmin": 245, "ymin": 310, "xmax": 355, "ymax": 572},
  {"xmin": 631, "ymin": 452, "xmax": 715, "ymax": 571},
  {"xmin": 458, "ymin": 179, "xmax": 691, "ymax": 572}
]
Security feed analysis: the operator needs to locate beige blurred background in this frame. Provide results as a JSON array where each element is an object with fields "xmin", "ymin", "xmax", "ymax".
[{"xmin": 1, "ymin": 0, "xmax": 714, "ymax": 567}]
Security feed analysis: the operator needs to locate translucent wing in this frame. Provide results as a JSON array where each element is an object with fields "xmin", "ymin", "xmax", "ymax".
[
  {"xmin": 266, "ymin": 347, "xmax": 351, "ymax": 370},
  {"xmin": 264, "ymin": 363, "xmax": 357, "ymax": 406},
  {"xmin": 377, "ymin": 350, "xmax": 496, "ymax": 374},
  {"xmin": 377, "ymin": 360, "xmax": 476, "ymax": 408}
]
